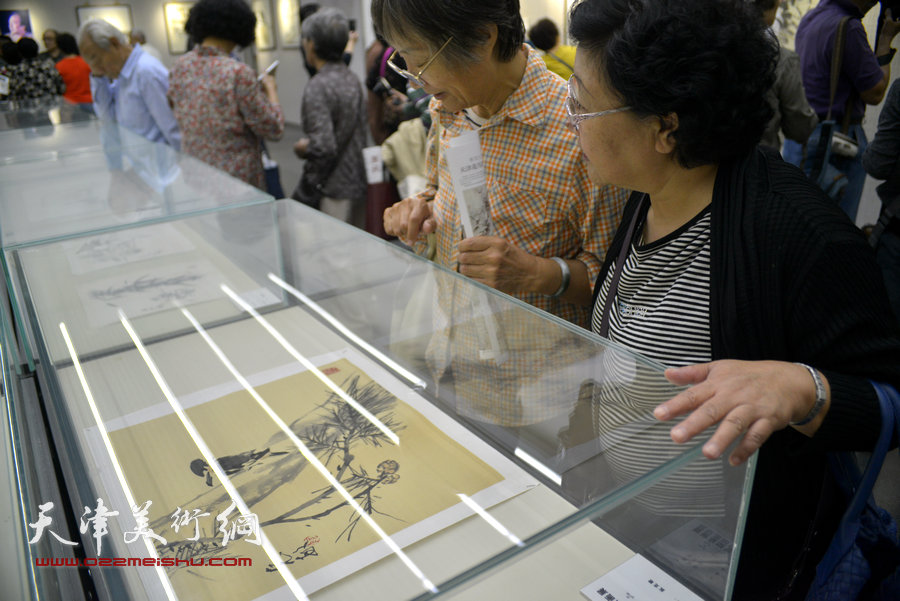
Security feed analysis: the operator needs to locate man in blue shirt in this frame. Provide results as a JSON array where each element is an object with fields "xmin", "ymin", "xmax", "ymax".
[
  {"xmin": 77, "ymin": 18, "xmax": 181, "ymax": 150},
  {"xmin": 787, "ymin": 0, "xmax": 899, "ymax": 222}
]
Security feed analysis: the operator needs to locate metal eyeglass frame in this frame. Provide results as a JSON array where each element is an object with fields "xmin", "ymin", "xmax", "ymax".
[
  {"xmin": 565, "ymin": 75, "xmax": 631, "ymax": 130},
  {"xmin": 387, "ymin": 36, "xmax": 454, "ymax": 88}
]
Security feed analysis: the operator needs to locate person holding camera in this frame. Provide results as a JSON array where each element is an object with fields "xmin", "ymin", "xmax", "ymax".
[{"xmin": 786, "ymin": 0, "xmax": 900, "ymax": 222}]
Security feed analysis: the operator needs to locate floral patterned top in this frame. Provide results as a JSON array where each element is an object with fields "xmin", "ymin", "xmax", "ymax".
[
  {"xmin": 168, "ymin": 46, "xmax": 284, "ymax": 190},
  {"xmin": 6, "ymin": 58, "xmax": 65, "ymax": 100}
]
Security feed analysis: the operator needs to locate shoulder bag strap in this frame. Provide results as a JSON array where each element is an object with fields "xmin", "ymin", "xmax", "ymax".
[
  {"xmin": 809, "ymin": 17, "xmax": 851, "ymax": 185},
  {"xmin": 815, "ymin": 382, "xmax": 898, "ymax": 580},
  {"xmin": 379, "ymin": 47, "xmax": 393, "ymax": 78},
  {"xmin": 827, "ymin": 17, "xmax": 851, "ymax": 122},
  {"xmin": 869, "ymin": 196, "xmax": 900, "ymax": 248},
  {"xmin": 546, "ymin": 51, "xmax": 574, "ymax": 73},
  {"xmin": 598, "ymin": 194, "xmax": 647, "ymax": 338}
]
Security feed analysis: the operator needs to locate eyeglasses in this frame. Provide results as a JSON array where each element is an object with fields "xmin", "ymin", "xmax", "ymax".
[
  {"xmin": 387, "ymin": 36, "xmax": 453, "ymax": 88},
  {"xmin": 565, "ymin": 75, "xmax": 630, "ymax": 131}
]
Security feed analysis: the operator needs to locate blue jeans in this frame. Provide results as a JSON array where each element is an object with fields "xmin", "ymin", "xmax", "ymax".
[
  {"xmin": 876, "ymin": 230, "xmax": 900, "ymax": 325},
  {"xmin": 782, "ymin": 124, "xmax": 868, "ymax": 223}
]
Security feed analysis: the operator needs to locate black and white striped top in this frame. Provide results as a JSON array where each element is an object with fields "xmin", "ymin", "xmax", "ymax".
[
  {"xmin": 592, "ymin": 207, "xmax": 712, "ymax": 367},
  {"xmin": 590, "ymin": 206, "xmax": 721, "ymax": 516}
]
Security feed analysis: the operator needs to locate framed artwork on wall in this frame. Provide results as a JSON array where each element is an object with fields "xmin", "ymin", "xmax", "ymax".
[
  {"xmin": 1, "ymin": 9, "xmax": 34, "ymax": 42},
  {"xmin": 75, "ymin": 4, "xmax": 134, "ymax": 34},
  {"xmin": 164, "ymin": 2, "xmax": 195, "ymax": 55},
  {"xmin": 277, "ymin": 0, "xmax": 300, "ymax": 48},
  {"xmin": 252, "ymin": 0, "xmax": 275, "ymax": 50}
]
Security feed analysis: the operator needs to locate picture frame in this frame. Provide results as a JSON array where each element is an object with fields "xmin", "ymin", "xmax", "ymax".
[
  {"xmin": 75, "ymin": 4, "xmax": 134, "ymax": 34},
  {"xmin": 163, "ymin": 2, "xmax": 195, "ymax": 55},
  {"xmin": 1, "ymin": 9, "xmax": 35, "ymax": 43},
  {"xmin": 252, "ymin": 0, "xmax": 275, "ymax": 51},
  {"xmin": 276, "ymin": 0, "xmax": 300, "ymax": 48}
]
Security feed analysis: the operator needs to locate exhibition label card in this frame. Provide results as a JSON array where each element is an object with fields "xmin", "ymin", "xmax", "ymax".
[{"xmin": 581, "ymin": 554, "xmax": 703, "ymax": 601}]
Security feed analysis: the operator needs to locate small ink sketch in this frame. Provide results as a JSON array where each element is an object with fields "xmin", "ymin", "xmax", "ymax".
[
  {"xmin": 76, "ymin": 260, "xmax": 225, "ymax": 327},
  {"xmin": 63, "ymin": 226, "xmax": 195, "ymax": 274},
  {"xmin": 463, "ymin": 185, "xmax": 493, "ymax": 236}
]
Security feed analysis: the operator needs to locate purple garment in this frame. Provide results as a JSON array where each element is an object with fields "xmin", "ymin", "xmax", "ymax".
[{"xmin": 795, "ymin": 0, "xmax": 883, "ymax": 121}]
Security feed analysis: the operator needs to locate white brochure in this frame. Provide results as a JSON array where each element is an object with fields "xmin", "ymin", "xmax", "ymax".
[{"xmin": 444, "ymin": 129, "xmax": 506, "ymax": 362}]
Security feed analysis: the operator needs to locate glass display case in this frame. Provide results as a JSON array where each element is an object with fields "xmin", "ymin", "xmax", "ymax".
[
  {"xmin": 2, "ymin": 200, "xmax": 755, "ymax": 601},
  {"xmin": 0, "ymin": 117, "xmax": 274, "ymax": 371},
  {"xmin": 0, "ymin": 98, "xmax": 95, "ymax": 134},
  {"xmin": 0, "ymin": 124, "xmax": 273, "ymax": 247}
]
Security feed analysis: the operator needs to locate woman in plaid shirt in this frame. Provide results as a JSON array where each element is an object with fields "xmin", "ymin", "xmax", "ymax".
[{"xmin": 374, "ymin": 0, "xmax": 627, "ymax": 329}]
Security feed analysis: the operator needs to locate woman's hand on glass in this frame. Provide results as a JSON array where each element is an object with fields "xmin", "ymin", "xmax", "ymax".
[{"xmin": 655, "ymin": 360, "xmax": 828, "ymax": 465}]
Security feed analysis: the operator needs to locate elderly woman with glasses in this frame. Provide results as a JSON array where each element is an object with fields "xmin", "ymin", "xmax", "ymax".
[
  {"xmin": 375, "ymin": 0, "xmax": 627, "ymax": 328},
  {"xmin": 568, "ymin": 0, "xmax": 900, "ymax": 598}
]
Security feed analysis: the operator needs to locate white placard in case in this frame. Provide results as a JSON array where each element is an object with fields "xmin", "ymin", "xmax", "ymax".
[
  {"xmin": 581, "ymin": 554, "xmax": 703, "ymax": 601},
  {"xmin": 362, "ymin": 146, "xmax": 385, "ymax": 184}
]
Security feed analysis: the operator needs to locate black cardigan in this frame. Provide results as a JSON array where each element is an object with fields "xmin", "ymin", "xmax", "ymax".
[{"xmin": 592, "ymin": 147, "xmax": 900, "ymax": 599}]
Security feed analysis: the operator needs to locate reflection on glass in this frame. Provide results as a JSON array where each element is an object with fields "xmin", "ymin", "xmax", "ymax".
[
  {"xmin": 456, "ymin": 493, "xmax": 523, "ymax": 547},
  {"xmin": 220, "ymin": 284, "xmax": 401, "ymax": 446},
  {"xmin": 268, "ymin": 272, "xmax": 427, "ymax": 389}
]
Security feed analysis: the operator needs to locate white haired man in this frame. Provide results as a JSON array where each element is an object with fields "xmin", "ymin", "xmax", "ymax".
[{"xmin": 78, "ymin": 18, "xmax": 180, "ymax": 149}]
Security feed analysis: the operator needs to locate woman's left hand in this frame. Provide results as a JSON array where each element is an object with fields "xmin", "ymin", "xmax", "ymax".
[
  {"xmin": 656, "ymin": 360, "xmax": 825, "ymax": 466},
  {"xmin": 457, "ymin": 236, "xmax": 539, "ymax": 294}
]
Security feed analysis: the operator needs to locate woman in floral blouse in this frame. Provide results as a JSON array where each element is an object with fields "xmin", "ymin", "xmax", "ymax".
[
  {"xmin": 168, "ymin": 0, "xmax": 284, "ymax": 190},
  {"xmin": 7, "ymin": 38, "xmax": 65, "ymax": 100}
]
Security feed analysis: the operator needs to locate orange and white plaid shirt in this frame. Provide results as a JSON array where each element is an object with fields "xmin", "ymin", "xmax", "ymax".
[
  {"xmin": 400, "ymin": 48, "xmax": 628, "ymax": 427},
  {"xmin": 410, "ymin": 45, "xmax": 627, "ymax": 328}
]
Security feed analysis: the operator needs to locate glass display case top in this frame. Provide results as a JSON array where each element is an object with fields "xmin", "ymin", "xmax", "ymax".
[
  {"xmin": 0, "ymin": 124, "xmax": 273, "ymax": 249},
  {"xmin": 0, "ymin": 118, "xmax": 112, "ymax": 166},
  {"xmin": 0, "ymin": 97, "xmax": 95, "ymax": 135},
  {"xmin": 3, "ymin": 201, "xmax": 754, "ymax": 601}
]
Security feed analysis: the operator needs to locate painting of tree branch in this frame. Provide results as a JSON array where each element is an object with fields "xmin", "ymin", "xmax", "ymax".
[
  {"xmin": 106, "ymin": 357, "xmax": 510, "ymax": 600},
  {"xmin": 75, "ymin": 259, "xmax": 225, "ymax": 327}
]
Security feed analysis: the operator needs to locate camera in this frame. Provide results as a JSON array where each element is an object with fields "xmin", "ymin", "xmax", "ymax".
[
  {"xmin": 371, "ymin": 77, "xmax": 398, "ymax": 101},
  {"xmin": 831, "ymin": 132, "xmax": 860, "ymax": 158}
]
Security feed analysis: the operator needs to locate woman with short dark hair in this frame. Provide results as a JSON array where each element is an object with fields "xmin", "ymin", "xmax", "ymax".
[
  {"xmin": 7, "ymin": 36, "xmax": 64, "ymax": 99},
  {"xmin": 291, "ymin": 7, "xmax": 367, "ymax": 226},
  {"xmin": 568, "ymin": 0, "xmax": 900, "ymax": 598},
  {"xmin": 375, "ymin": 0, "xmax": 625, "ymax": 328},
  {"xmin": 373, "ymin": 0, "xmax": 627, "ymax": 430},
  {"xmin": 527, "ymin": 18, "xmax": 575, "ymax": 79},
  {"xmin": 168, "ymin": 0, "xmax": 284, "ymax": 190}
]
